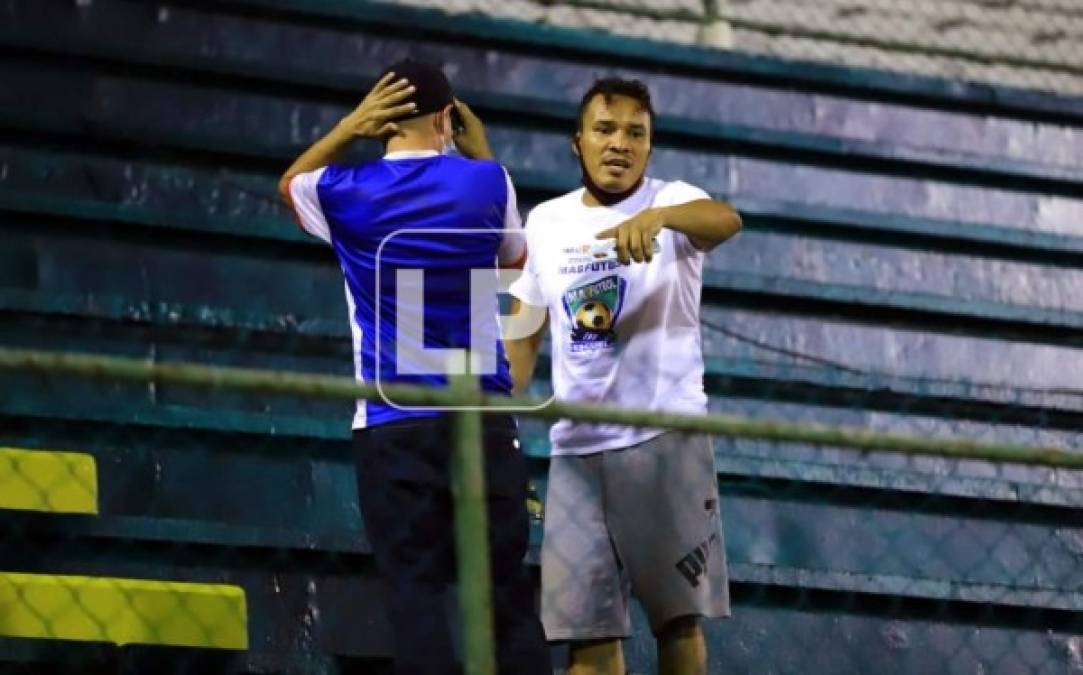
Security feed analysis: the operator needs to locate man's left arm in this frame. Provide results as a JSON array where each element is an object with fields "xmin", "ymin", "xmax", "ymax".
[
  {"xmin": 596, "ymin": 198, "xmax": 742, "ymax": 265},
  {"xmin": 657, "ymin": 198, "xmax": 742, "ymax": 253}
]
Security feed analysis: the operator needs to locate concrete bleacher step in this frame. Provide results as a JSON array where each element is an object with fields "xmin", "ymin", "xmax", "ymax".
[
  {"xmin": 0, "ymin": 447, "xmax": 97, "ymax": 515},
  {"xmin": 5, "ymin": 286, "xmax": 1083, "ymax": 417},
  {"xmin": 154, "ymin": 0, "xmax": 1083, "ymax": 126},
  {"xmin": 2, "ymin": 54, "xmax": 1080, "ymax": 201},
  {"xmin": 0, "ymin": 407, "xmax": 1079, "ymax": 601},
  {"xmin": 0, "ymin": 448, "xmax": 247, "ymax": 653},
  {"xmin": 6, "ymin": 139, "xmax": 1083, "ymax": 275},
  {"xmin": 0, "ymin": 572, "xmax": 247, "ymax": 650},
  {"xmin": 6, "ymin": 0, "xmax": 1083, "ymax": 177},
  {"xmin": 6, "ymin": 292, "xmax": 1083, "ymax": 512},
  {"xmin": 0, "ymin": 637, "xmax": 364, "ymax": 675},
  {"xmin": 2, "ymin": 1, "xmax": 1082, "ymax": 673},
  {"xmin": 6, "ymin": 221, "xmax": 1083, "ymax": 345},
  {"xmin": 6, "ymin": 143, "xmax": 1083, "ymax": 266},
  {"xmin": 5, "ymin": 392, "xmax": 1083, "ymax": 512},
  {"xmin": 0, "ymin": 539, "xmax": 389, "ymax": 662},
  {"xmin": 2, "ymin": 504, "xmax": 1078, "ymax": 616}
]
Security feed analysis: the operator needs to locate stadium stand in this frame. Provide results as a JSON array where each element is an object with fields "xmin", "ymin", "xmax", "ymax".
[
  {"xmin": 2, "ymin": 0, "xmax": 1083, "ymax": 672},
  {"xmin": 389, "ymin": 0, "xmax": 1083, "ymax": 95}
]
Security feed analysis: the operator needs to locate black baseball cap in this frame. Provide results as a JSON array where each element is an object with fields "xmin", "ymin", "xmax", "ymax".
[{"xmin": 377, "ymin": 59, "xmax": 455, "ymax": 122}]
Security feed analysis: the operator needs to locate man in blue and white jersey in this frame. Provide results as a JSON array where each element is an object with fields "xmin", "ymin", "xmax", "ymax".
[{"xmin": 278, "ymin": 60, "xmax": 549, "ymax": 675}]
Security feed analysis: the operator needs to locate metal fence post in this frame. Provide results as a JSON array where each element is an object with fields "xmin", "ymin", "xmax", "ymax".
[
  {"xmin": 450, "ymin": 372, "xmax": 495, "ymax": 675},
  {"xmin": 699, "ymin": 0, "xmax": 734, "ymax": 49}
]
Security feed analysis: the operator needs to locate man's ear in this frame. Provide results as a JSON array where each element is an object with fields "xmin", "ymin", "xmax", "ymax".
[
  {"xmin": 433, "ymin": 107, "xmax": 450, "ymax": 137},
  {"xmin": 571, "ymin": 133, "xmax": 581, "ymax": 157}
]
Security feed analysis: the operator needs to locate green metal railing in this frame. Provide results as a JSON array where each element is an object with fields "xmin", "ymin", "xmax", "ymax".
[
  {"xmin": 4, "ymin": 346, "xmax": 1083, "ymax": 674},
  {"xmin": 449, "ymin": 373, "xmax": 496, "ymax": 675},
  {"xmin": 2, "ymin": 347, "xmax": 1080, "ymax": 467}
]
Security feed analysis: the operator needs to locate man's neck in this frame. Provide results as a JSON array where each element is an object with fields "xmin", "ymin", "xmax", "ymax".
[
  {"xmin": 580, "ymin": 176, "xmax": 645, "ymax": 207},
  {"xmin": 581, "ymin": 190, "xmax": 605, "ymax": 207},
  {"xmin": 385, "ymin": 136, "xmax": 441, "ymax": 155}
]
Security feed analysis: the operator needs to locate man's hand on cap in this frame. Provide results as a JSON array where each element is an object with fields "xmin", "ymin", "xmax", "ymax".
[
  {"xmin": 336, "ymin": 72, "xmax": 418, "ymax": 140},
  {"xmin": 452, "ymin": 99, "xmax": 494, "ymax": 160}
]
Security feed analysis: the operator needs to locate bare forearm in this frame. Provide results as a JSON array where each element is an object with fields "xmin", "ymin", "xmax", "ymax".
[
  {"xmin": 659, "ymin": 199, "xmax": 742, "ymax": 251},
  {"xmin": 505, "ymin": 299, "xmax": 548, "ymax": 394},
  {"xmin": 280, "ymin": 126, "xmax": 352, "ymax": 186},
  {"xmin": 507, "ymin": 337, "xmax": 541, "ymax": 395},
  {"xmin": 278, "ymin": 73, "xmax": 415, "ymax": 205}
]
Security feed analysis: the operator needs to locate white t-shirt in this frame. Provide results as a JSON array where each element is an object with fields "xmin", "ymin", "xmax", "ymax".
[{"xmin": 509, "ymin": 177, "xmax": 712, "ymax": 456}]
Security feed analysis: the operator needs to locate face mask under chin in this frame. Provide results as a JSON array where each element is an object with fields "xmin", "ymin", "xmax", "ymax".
[
  {"xmin": 574, "ymin": 135, "xmax": 648, "ymax": 203},
  {"xmin": 578, "ymin": 149, "xmax": 645, "ymax": 206}
]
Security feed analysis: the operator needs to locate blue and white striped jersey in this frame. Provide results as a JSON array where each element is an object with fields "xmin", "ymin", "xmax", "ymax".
[{"xmin": 289, "ymin": 150, "xmax": 525, "ymax": 429}]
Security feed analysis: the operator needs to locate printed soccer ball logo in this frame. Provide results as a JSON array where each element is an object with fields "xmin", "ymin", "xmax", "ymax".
[
  {"xmin": 575, "ymin": 300, "xmax": 613, "ymax": 332},
  {"xmin": 562, "ymin": 275, "xmax": 626, "ymax": 352}
]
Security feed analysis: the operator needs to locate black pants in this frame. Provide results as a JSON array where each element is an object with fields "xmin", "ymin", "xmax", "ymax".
[{"xmin": 353, "ymin": 414, "xmax": 551, "ymax": 675}]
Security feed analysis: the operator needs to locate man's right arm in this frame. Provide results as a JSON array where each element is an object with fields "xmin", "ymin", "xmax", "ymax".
[
  {"xmin": 506, "ymin": 298, "xmax": 549, "ymax": 396},
  {"xmin": 504, "ymin": 204, "xmax": 549, "ymax": 395},
  {"xmin": 452, "ymin": 99, "xmax": 494, "ymax": 161},
  {"xmin": 278, "ymin": 72, "xmax": 415, "ymax": 208}
]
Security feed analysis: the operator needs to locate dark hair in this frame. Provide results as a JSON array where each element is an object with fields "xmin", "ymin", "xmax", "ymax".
[{"xmin": 575, "ymin": 77, "xmax": 655, "ymax": 138}]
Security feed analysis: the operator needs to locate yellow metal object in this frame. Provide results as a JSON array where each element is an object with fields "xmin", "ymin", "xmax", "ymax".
[
  {"xmin": 0, "ymin": 572, "xmax": 248, "ymax": 649},
  {"xmin": 0, "ymin": 447, "xmax": 98, "ymax": 514},
  {"xmin": 526, "ymin": 481, "xmax": 544, "ymax": 524}
]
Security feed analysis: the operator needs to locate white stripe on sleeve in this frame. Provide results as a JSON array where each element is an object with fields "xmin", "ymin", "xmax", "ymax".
[
  {"xmin": 497, "ymin": 167, "xmax": 526, "ymax": 267},
  {"xmin": 288, "ymin": 167, "xmax": 332, "ymax": 244}
]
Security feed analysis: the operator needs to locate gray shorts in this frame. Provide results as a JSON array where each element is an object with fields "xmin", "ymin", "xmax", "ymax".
[{"xmin": 540, "ymin": 432, "xmax": 730, "ymax": 641}]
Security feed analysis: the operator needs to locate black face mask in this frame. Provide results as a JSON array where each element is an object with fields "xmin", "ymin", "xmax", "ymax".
[{"xmin": 575, "ymin": 139, "xmax": 645, "ymax": 207}]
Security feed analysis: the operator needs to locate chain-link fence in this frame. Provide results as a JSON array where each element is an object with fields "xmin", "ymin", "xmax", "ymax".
[
  {"xmin": 0, "ymin": 433, "xmax": 247, "ymax": 662},
  {"xmin": 3, "ymin": 2, "xmax": 1082, "ymax": 672},
  {"xmin": 3, "ymin": 348, "xmax": 1083, "ymax": 674},
  {"xmin": 389, "ymin": 0, "xmax": 1083, "ymax": 96}
]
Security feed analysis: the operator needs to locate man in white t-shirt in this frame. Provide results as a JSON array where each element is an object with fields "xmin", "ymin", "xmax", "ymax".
[{"xmin": 506, "ymin": 78, "xmax": 742, "ymax": 675}]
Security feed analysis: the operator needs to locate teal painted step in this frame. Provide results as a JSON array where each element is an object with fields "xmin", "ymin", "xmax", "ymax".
[
  {"xmin": 7, "ymin": 147, "xmax": 1083, "ymax": 324},
  {"xmin": 0, "ymin": 511, "xmax": 370, "ymax": 558},
  {"xmin": 4, "ymin": 288, "xmax": 1083, "ymax": 417},
  {"xmin": 0, "ymin": 638, "xmax": 370, "ymax": 675},
  {"xmin": 6, "ymin": 291, "xmax": 1083, "ymax": 506},
  {"xmin": 5, "ymin": 142, "xmax": 1083, "ymax": 270},
  {"xmin": 3, "ymin": 57, "xmax": 1082, "ymax": 233},
  {"xmin": 9, "ymin": 0, "xmax": 1083, "ymax": 131},
  {"xmin": 4, "ymin": 83, "xmax": 1083, "ymax": 313},
  {"xmin": 2, "ymin": 1, "xmax": 1081, "ymax": 671},
  {"xmin": 2, "ymin": 602, "xmax": 1080, "ymax": 674},
  {"xmin": 6, "ymin": 390, "xmax": 1083, "ymax": 511},
  {"xmin": 6, "ymin": 204, "xmax": 1083, "ymax": 344},
  {"xmin": 2, "ymin": 15, "xmax": 1081, "ymax": 196},
  {"xmin": 2, "ymin": 488, "xmax": 1082, "ymax": 673},
  {"xmin": 212, "ymin": 0, "xmax": 1083, "ymax": 127},
  {"xmin": 0, "ymin": 636, "xmax": 117, "ymax": 671},
  {"xmin": 4, "ymin": 410, "xmax": 1083, "ymax": 600},
  {"xmin": 3, "ymin": 508, "xmax": 1082, "ymax": 614}
]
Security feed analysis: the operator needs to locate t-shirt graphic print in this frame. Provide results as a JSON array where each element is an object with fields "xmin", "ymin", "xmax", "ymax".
[{"xmin": 562, "ymin": 275, "xmax": 627, "ymax": 352}]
